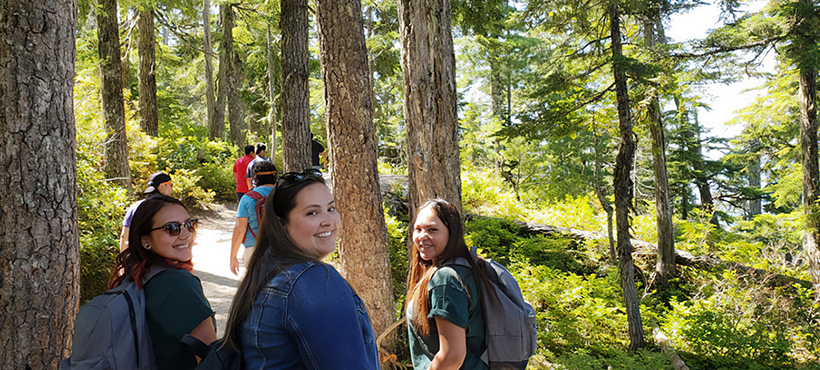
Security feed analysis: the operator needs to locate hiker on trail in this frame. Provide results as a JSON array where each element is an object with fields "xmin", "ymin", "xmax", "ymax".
[
  {"xmin": 406, "ymin": 199, "xmax": 494, "ymax": 370},
  {"xmin": 222, "ymin": 169, "xmax": 380, "ymax": 369},
  {"xmin": 111, "ymin": 195, "xmax": 216, "ymax": 370},
  {"xmin": 230, "ymin": 160, "xmax": 278, "ymax": 275},
  {"xmin": 119, "ymin": 172, "xmax": 174, "ymax": 251},
  {"xmin": 233, "ymin": 145, "xmax": 257, "ymax": 202},
  {"xmin": 311, "ymin": 133, "xmax": 326, "ymax": 170},
  {"xmin": 245, "ymin": 143, "xmax": 269, "ymax": 189}
]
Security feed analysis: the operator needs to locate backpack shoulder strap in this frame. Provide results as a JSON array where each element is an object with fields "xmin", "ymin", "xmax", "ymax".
[{"xmin": 244, "ymin": 190, "xmax": 265, "ymax": 238}]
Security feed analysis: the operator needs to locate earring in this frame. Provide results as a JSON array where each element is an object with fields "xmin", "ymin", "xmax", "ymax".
[{"xmin": 143, "ymin": 243, "xmax": 151, "ymax": 250}]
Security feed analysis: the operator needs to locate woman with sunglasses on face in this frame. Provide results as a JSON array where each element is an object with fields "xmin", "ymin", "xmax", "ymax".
[
  {"xmin": 223, "ymin": 169, "xmax": 380, "ymax": 369},
  {"xmin": 406, "ymin": 199, "xmax": 494, "ymax": 370},
  {"xmin": 110, "ymin": 195, "xmax": 217, "ymax": 370}
]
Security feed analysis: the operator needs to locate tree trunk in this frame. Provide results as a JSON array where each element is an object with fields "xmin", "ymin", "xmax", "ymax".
[
  {"xmin": 316, "ymin": 0, "xmax": 396, "ymax": 346},
  {"xmin": 280, "ymin": 0, "xmax": 312, "ymax": 171},
  {"xmin": 0, "ymin": 0, "xmax": 80, "ymax": 366},
  {"xmin": 398, "ymin": 0, "xmax": 462, "ymax": 218},
  {"xmin": 214, "ymin": 4, "xmax": 230, "ymax": 141},
  {"xmin": 203, "ymin": 0, "xmax": 218, "ymax": 140},
  {"xmin": 222, "ymin": 4, "xmax": 245, "ymax": 150},
  {"xmin": 690, "ymin": 110, "xmax": 718, "ymax": 226},
  {"xmin": 138, "ymin": 7, "xmax": 158, "ymax": 137},
  {"xmin": 592, "ymin": 120, "xmax": 616, "ymax": 264},
  {"xmin": 799, "ymin": 67, "xmax": 820, "ymax": 297},
  {"xmin": 267, "ymin": 25, "xmax": 278, "ymax": 160},
  {"xmin": 643, "ymin": 14, "xmax": 675, "ymax": 291},
  {"xmin": 99, "ymin": 0, "xmax": 131, "ymax": 189},
  {"xmin": 610, "ymin": 4, "xmax": 644, "ymax": 351}
]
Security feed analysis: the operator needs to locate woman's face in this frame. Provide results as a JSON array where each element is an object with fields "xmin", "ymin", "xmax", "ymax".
[
  {"xmin": 141, "ymin": 203, "xmax": 196, "ymax": 262},
  {"xmin": 284, "ymin": 182, "xmax": 341, "ymax": 260},
  {"xmin": 412, "ymin": 206, "xmax": 450, "ymax": 261}
]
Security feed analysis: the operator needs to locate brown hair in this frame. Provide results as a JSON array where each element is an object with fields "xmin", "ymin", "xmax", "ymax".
[{"xmin": 405, "ymin": 199, "xmax": 493, "ymax": 337}]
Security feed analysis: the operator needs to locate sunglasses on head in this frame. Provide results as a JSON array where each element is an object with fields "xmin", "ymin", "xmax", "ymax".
[
  {"xmin": 149, "ymin": 218, "xmax": 199, "ymax": 236},
  {"xmin": 280, "ymin": 168, "xmax": 323, "ymax": 184}
]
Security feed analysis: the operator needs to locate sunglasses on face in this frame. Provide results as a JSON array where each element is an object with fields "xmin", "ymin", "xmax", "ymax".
[
  {"xmin": 149, "ymin": 218, "xmax": 199, "ymax": 236},
  {"xmin": 280, "ymin": 168, "xmax": 323, "ymax": 184}
]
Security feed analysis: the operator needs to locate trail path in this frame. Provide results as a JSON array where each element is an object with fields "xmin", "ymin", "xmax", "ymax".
[{"xmin": 190, "ymin": 203, "xmax": 241, "ymax": 338}]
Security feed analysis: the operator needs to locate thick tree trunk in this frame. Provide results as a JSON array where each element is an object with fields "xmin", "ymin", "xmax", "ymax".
[
  {"xmin": 799, "ymin": 67, "xmax": 820, "ymax": 296},
  {"xmin": 316, "ymin": 0, "xmax": 396, "ymax": 345},
  {"xmin": 0, "ymin": 0, "xmax": 80, "ymax": 366},
  {"xmin": 203, "ymin": 0, "xmax": 218, "ymax": 140},
  {"xmin": 643, "ymin": 14, "xmax": 676, "ymax": 290},
  {"xmin": 398, "ymin": 0, "xmax": 462, "ymax": 218},
  {"xmin": 222, "ymin": 4, "xmax": 245, "ymax": 150},
  {"xmin": 610, "ymin": 4, "xmax": 644, "ymax": 351},
  {"xmin": 267, "ymin": 25, "xmax": 278, "ymax": 160},
  {"xmin": 99, "ymin": 0, "xmax": 131, "ymax": 189},
  {"xmin": 138, "ymin": 7, "xmax": 158, "ymax": 137},
  {"xmin": 280, "ymin": 0, "xmax": 312, "ymax": 171}
]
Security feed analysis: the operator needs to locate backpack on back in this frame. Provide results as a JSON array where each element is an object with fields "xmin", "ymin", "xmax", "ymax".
[
  {"xmin": 60, "ymin": 268, "xmax": 166, "ymax": 370},
  {"xmin": 446, "ymin": 257, "xmax": 537, "ymax": 370},
  {"xmin": 244, "ymin": 190, "xmax": 267, "ymax": 239}
]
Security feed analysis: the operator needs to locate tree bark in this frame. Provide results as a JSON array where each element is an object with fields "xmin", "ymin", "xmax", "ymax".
[
  {"xmin": 316, "ymin": 0, "xmax": 396, "ymax": 345},
  {"xmin": 748, "ymin": 139, "xmax": 762, "ymax": 217},
  {"xmin": 610, "ymin": 4, "xmax": 644, "ymax": 351},
  {"xmin": 643, "ymin": 13, "xmax": 676, "ymax": 291},
  {"xmin": 267, "ymin": 25, "xmax": 279, "ymax": 160},
  {"xmin": 799, "ymin": 67, "xmax": 820, "ymax": 297},
  {"xmin": 280, "ymin": 0, "xmax": 312, "ymax": 172},
  {"xmin": 214, "ymin": 4, "xmax": 230, "ymax": 141},
  {"xmin": 138, "ymin": 7, "xmax": 158, "ymax": 137},
  {"xmin": 222, "ymin": 3, "xmax": 245, "ymax": 150},
  {"xmin": 203, "ymin": 0, "xmax": 218, "ymax": 140},
  {"xmin": 99, "ymin": 0, "xmax": 131, "ymax": 189},
  {"xmin": 398, "ymin": 0, "xmax": 463, "ymax": 218},
  {"xmin": 592, "ymin": 120, "xmax": 616, "ymax": 264},
  {"xmin": 0, "ymin": 0, "xmax": 80, "ymax": 367}
]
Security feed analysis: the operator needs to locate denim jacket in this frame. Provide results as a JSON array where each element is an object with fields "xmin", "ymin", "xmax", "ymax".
[{"xmin": 241, "ymin": 261, "xmax": 380, "ymax": 370}]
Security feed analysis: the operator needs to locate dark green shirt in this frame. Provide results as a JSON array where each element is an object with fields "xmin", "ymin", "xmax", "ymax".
[
  {"xmin": 144, "ymin": 268, "xmax": 215, "ymax": 370},
  {"xmin": 407, "ymin": 265, "xmax": 487, "ymax": 370}
]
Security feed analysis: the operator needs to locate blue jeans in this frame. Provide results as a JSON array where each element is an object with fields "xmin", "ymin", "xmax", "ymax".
[{"xmin": 241, "ymin": 262, "xmax": 379, "ymax": 370}]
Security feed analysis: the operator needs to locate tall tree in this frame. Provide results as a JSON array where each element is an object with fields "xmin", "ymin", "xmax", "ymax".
[
  {"xmin": 0, "ymin": 0, "xmax": 80, "ymax": 366},
  {"xmin": 138, "ymin": 5, "xmax": 159, "ymax": 137},
  {"xmin": 280, "ymin": 0, "xmax": 312, "ymax": 171},
  {"xmin": 641, "ymin": 8, "xmax": 676, "ymax": 291},
  {"xmin": 99, "ymin": 0, "xmax": 131, "ymax": 188},
  {"xmin": 398, "ymin": 0, "xmax": 463, "ymax": 215},
  {"xmin": 267, "ymin": 24, "xmax": 279, "ymax": 160},
  {"xmin": 316, "ymin": 0, "xmax": 396, "ymax": 341},
  {"xmin": 610, "ymin": 3, "xmax": 644, "ymax": 351},
  {"xmin": 214, "ymin": 4, "xmax": 232, "ymax": 141},
  {"xmin": 203, "ymin": 0, "xmax": 218, "ymax": 140},
  {"xmin": 220, "ymin": 3, "xmax": 245, "ymax": 149}
]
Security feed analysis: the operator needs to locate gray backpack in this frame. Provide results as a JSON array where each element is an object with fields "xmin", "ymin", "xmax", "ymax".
[
  {"xmin": 60, "ymin": 267, "xmax": 166, "ymax": 370},
  {"xmin": 446, "ymin": 257, "xmax": 537, "ymax": 370}
]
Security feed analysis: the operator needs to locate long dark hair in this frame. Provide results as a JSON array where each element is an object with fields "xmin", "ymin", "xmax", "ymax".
[
  {"xmin": 224, "ymin": 173, "xmax": 327, "ymax": 349},
  {"xmin": 405, "ymin": 199, "xmax": 494, "ymax": 337},
  {"xmin": 109, "ymin": 195, "xmax": 192, "ymax": 289}
]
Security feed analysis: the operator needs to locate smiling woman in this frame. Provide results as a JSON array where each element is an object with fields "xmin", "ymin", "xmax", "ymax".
[
  {"xmin": 109, "ymin": 195, "xmax": 217, "ymax": 370},
  {"xmin": 222, "ymin": 170, "xmax": 380, "ymax": 369}
]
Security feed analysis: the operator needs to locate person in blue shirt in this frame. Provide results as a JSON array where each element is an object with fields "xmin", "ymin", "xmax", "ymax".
[
  {"xmin": 230, "ymin": 160, "xmax": 278, "ymax": 275},
  {"xmin": 223, "ymin": 169, "xmax": 379, "ymax": 369}
]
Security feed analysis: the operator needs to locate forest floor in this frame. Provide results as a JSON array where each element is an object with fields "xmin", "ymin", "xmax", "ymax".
[{"xmin": 189, "ymin": 174, "xmax": 407, "ymax": 337}]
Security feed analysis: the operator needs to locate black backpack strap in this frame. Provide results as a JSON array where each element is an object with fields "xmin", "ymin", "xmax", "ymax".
[
  {"xmin": 122, "ymin": 290, "xmax": 140, "ymax": 368},
  {"xmin": 180, "ymin": 334, "xmax": 211, "ymax": 359}
]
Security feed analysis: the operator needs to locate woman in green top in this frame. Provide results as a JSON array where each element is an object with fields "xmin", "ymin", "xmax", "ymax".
[
  {"xmin": 406, "ymin": 199, "xmax": 494, "ymax": 370},
  {"xmin": 109, "ymin": 195, "xmax": 217, "ymax": 370}
]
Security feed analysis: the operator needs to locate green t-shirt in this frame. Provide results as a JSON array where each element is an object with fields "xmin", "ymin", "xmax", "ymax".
[
  {"xmin": 144, "ymin": 268, "xmax": 215, "ymax": 370},
  {"xmin": 407, "ymin": 265, "xmax": 487, "ymax": 370}
]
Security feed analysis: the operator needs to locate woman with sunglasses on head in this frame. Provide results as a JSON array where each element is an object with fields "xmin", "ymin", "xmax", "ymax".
[
  {"xmin": 110, "ymin": 195, "xmax": 216, "ymax": 370},
  {"xmin": 406, "ymin": 199, "xmax": 493, "ymax": 370},
  {"xmin": 223, "ymin": 169, "xmax": 380, "ymax": 369}
]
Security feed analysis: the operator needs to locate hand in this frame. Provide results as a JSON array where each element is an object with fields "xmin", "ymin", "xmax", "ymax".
[{"xmin": 230, "ymin": 257, "xmax": 240, "ymax": 275}]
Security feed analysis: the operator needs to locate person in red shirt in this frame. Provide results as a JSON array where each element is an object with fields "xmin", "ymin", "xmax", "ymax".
[{"xmin": 232, "ymin": 145, "xmax": 256, "ymax": 202}]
